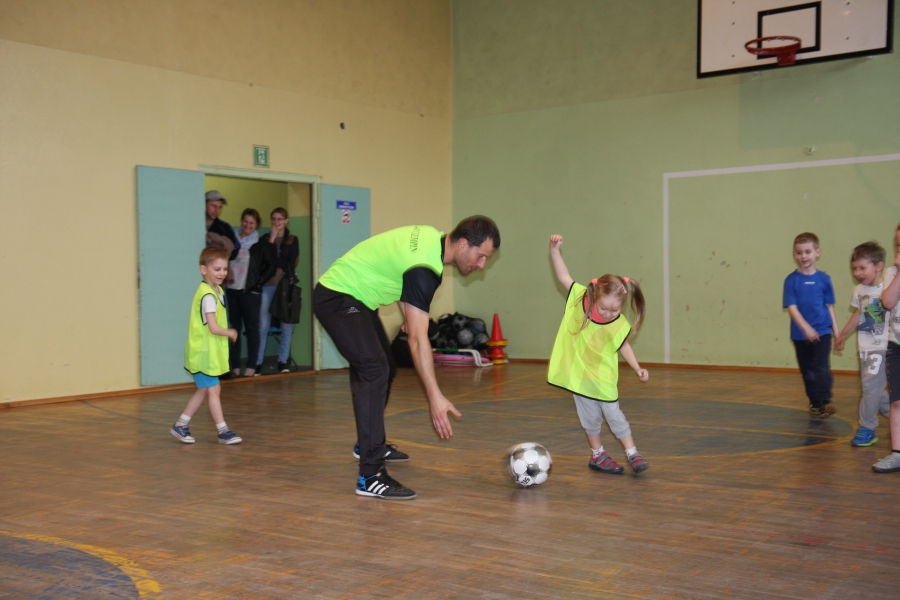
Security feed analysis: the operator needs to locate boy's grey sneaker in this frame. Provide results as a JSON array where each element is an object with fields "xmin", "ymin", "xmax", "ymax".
[
  {"xmin": 171, "ymin": 424, "xmax": 195, "ymax": 444},
  {"xmin": 872, "ymin": 453, "xmax": 900, "ymax": 473},
  {"xmin": 353, "ymin": 442, "xmax": 409, "ymax": 462},
  {"xmin": 356, "ymin": 469, "xmax": 416, "ymax": 500},
  {"xmin": 627, "ymin": 452, "xmax": 650, "ymax": 474},
  {"xmin": 217, "ymin": 429, "xmax": 243, "ymax": 445}
]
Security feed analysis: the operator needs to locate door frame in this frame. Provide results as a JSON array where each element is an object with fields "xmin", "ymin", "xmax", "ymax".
[{"xmin": 199, "ymin": 165, "xmax": 325, "ymax": 370}]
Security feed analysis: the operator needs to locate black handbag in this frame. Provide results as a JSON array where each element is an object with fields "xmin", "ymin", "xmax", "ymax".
[{"xmin": 270, "ymin": 274, "xmax": 302, "ymax": 324}]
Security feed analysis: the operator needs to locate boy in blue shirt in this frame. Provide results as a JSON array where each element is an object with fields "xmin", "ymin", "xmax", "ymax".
[{"xmin": 783, "ymin": 233, "xmax": 840, "ymax": 417}]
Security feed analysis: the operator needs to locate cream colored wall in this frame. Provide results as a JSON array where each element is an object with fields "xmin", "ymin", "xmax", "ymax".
[
  {"xmin": 0, "ymin": 2, "xmax": 452, "ymax": 403},
  {"xmin": 0, "ymin": 0, "xmax": 451, "ymax": 118}
]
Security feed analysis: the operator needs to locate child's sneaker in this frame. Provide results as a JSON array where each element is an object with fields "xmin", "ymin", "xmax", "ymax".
[
  {"xmin": 851, "ymin": 427, "xmax": 878, "ymax": 447},
  {"xmin": 821, "ymin": 404, "xmax": 837, "ymax": 418},
  {"xmin": 170, "ymin": 424, "xmax": 195, "ymax": 444},
  {"xmin": 627, "ymin": 452, "xmax": 650, "ymax": 474},
  {"xmin": 872, "ymin": 453, "xmax": 900, "ymax": 473},
  {"xmin": 808, "ymin": 404, "xmax": 824, "ymax": 417},
  {"xmin": 217, "ymin": 429, "xmax": 243, "ymax": 445},
  {"xmin": 588, "ymin": 451, "xmax": 624, "ymax": 474},
  {"xmin": 356, "ymin": 469, "xmax": 417, "ymax": 500}
]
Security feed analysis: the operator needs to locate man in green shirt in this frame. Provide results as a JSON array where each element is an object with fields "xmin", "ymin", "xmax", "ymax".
[{"xmin": 314, "ymin": 216, "xmax": 500, "ymax": 500}]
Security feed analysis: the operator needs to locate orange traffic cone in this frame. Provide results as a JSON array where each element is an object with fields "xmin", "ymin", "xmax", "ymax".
[{"xmin": 486, "ymin": 313, "xmax": 509, "ymax": 365}]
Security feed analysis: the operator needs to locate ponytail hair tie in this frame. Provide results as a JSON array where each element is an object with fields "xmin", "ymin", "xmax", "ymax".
[
  {"xmin": 622, "ymin": 277, "xmax": 630, "ymax": 284},
  {"xmin": 591, "ymin": 278, "xmax": 599, "ymax": 285}
]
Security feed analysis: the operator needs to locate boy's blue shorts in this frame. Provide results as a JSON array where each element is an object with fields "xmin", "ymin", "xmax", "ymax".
[{"xmin": 192, "ymin": 372, "xmax": 220, "ymax": 388}]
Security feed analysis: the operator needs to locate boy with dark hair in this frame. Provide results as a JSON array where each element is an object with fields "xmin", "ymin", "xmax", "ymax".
[
  {"xmin": 313, "ymin": 216, "xmax": 500, "ymax": 499},
  {"xmin": 835, "ymin": 241, "xmax": 891, "ymax": 446},
  {"xmin": 783, "ymin": 232, "xmax": 840, "ymax": 417}
]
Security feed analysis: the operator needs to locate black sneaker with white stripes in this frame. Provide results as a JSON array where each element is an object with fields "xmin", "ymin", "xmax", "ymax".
[
  {"xmin": 353, "ymin": 442, "xmax": 410, "ymax": 462},
  {"xmin": 356, "ymin": 469, "xmax": 417, "ymax": 500}
]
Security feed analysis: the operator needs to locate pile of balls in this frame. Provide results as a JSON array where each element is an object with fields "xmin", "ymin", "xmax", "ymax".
[{"xmin": 430, "ymin": 312, "xmax": 490, "ymax": 351}]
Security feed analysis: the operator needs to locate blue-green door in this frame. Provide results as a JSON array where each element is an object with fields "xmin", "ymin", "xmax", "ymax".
[
  {"xmin": 137, "ymin": 166, "xmax": 205, "ymax": 385},
  {"xmin": 318, "ymin": 185, "xmax": 371, "ymax": 369}
]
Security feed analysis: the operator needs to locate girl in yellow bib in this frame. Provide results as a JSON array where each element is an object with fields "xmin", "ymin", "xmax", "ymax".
[{"xmin": 547, "ymin": 234, "xmax": 650, "ymax": 474}]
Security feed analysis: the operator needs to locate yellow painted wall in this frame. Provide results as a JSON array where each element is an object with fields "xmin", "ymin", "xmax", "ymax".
[
  {"xmin": 0, "ymin": 1, "xmax": 452, "ymax": 403},
  {"xmin": 205, "ymin": 176, "xmax": 288, "ymax": 227},
  {"xmin": 0, "ymin": 0, "xmax": 451, "ymax": 118}
]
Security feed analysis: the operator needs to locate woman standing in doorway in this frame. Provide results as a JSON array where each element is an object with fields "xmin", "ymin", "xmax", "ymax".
[
  {"xmin": 225, "ymin": 208, "xmax": 275, "ymax": 377},
  {"xmin": 255, "ymin": 207, "xmax": 300, "ymax": 374}
]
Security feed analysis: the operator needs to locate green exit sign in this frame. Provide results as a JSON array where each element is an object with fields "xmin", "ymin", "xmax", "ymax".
[{"xmin": 253, "ymin": 145, "xmax": 269, "ymax": 168}]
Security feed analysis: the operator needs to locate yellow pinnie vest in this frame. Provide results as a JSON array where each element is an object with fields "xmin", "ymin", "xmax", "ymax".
[
  {"xmin": 184, "ymin": 282, "xmax": 229, "ymax": 377},
  {"xmin": 547, "ymin": 282, "xmax": 631, "ymax": 401},
  {"xmin": 317, "ymin": 225, "xmax": 444, "ymax": 310}
]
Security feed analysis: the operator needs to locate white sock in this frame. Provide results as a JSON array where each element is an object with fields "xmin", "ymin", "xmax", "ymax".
[
  {"xmin": 177, "ymin": 414, "xmax": 191, "ymax": 426},
  {"xmin": 591, "ymin": 447, "xmax": 605, "ymax": 457},
  {"xmin": 625, "ymin": 446, "xmax": 638, "ymax": 457},
  {"xmin": 216, "ymin": 421, "xmax": 228, "ymax": 433}
]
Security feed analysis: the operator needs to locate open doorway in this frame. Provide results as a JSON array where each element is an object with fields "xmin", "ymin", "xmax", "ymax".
[
  {"xmin": 137, "ymin": 164, "xmax": 370, "ymax": 384},
  {"xmin": 206, "ymin": 175, "xmax": 314, "ymax": 373}
]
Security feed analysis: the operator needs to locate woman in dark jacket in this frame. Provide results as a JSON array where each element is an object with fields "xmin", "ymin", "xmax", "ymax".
[
  {"xmin": 225, "ymin": 208, "xmax": 275, "ymax": 377},
  {"xmin": 255, "ymin": 207, "xmax": 300, "ymax": 374}
]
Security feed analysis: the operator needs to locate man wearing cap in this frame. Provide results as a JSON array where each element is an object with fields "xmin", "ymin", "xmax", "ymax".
[{"xmin": 205, "ymin": 190, "xmax": 238, "ymax": 260}]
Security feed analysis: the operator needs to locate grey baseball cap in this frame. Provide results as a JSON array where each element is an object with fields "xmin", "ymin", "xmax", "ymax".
[{"xmin": 205, "ymin": 190, "xmax": 227, "ymax": 204}]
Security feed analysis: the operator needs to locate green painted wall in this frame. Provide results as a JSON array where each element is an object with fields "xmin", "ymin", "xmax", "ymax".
[
  {"xmin": 288, "ymin": 215, "xmax": 313, "ymax": 368},
  {"xmin": 452, "ymin": 1, "xmax": 900, "ymax": 369}
]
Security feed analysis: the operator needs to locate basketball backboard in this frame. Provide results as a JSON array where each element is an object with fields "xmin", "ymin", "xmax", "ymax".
[{"xmin": 698, "ymin": 0, "xmax": 894, "ymax": 77}]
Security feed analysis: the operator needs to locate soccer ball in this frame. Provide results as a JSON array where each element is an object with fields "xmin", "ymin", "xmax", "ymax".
[
  {"xmin": 507, "ymin": 442, "xmax": 552, "ymax": 487},
  {"xmin": 457, "ymin": 327, "xmax": 475, "ymax": 347},
  {"xmin": 452, "ymin": 313, "xmax": 470, "ymax": 331}
]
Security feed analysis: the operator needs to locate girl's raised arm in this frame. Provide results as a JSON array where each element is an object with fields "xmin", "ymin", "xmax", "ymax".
[{"xmin": 549, "ymin": 234, "xmax": 574, "ymax": 289}]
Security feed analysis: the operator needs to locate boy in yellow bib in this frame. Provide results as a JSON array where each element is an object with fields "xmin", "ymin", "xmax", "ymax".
[
  {"xmin": 547, "ymin": 234, "xmax": 650, "ymax": 474},
  {"xmin": 171, "ymin": 246, "xmax": 243, "ymax": 445}
]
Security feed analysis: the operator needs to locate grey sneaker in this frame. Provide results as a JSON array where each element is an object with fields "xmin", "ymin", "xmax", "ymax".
[
  {"xmin": 588, "ymin": 451, "xmax": 624, "ymax": 474},
  {"xmin": 872, "ymin": 453, "xmax": 900, "ymax": 473},
  {"xmin": 627, "ymin": 452, "xmax": 650, "ymax": 474}
]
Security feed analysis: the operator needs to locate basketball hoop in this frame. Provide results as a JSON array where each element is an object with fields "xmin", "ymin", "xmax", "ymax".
[{"xmin": 744, "ymin": 36, "xmax": 802, "ymax": 66}]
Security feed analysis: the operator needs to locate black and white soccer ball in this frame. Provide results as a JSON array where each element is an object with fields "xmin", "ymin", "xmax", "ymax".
[
  {"xmin": 452, "ymin": 313, "xmax": 470, "ymax": 331},
  {"xmin": 507, "ymin": 442, "xmax": 552, "ymax": 487},
  {"xmin": 473, "ymin": 332, "xmax": 489, "ymax": 349},
  {"xmin": 457, "ymin": 327, "xmax": 475, "ymax": 347},
  {"xmin": 469, "ymin": 318, "xmax": 486, "ymax": 333}
]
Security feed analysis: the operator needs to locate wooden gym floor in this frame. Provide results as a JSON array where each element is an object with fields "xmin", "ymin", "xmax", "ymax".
[{"xmin": 1, "ymin": 363, "xmax": 898, "ymax": 599}]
